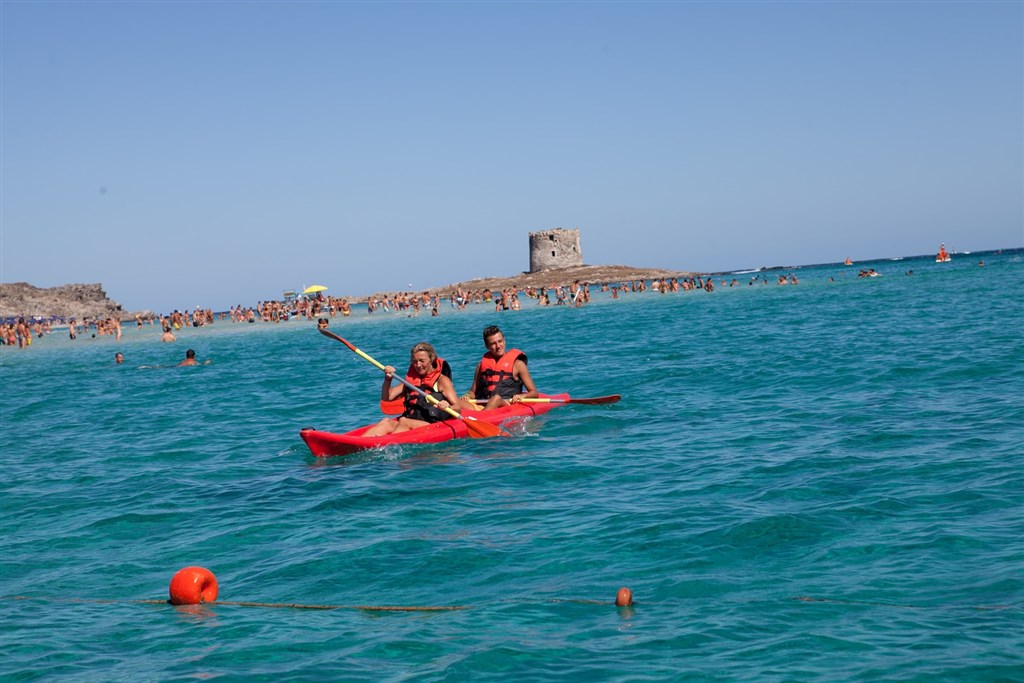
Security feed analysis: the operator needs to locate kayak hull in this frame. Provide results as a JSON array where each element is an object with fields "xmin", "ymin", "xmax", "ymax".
[{"xmin": 300, "ymin": 393, "xmax": 569, "ymax": 457}]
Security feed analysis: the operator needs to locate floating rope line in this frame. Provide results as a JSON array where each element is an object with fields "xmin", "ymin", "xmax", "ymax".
[
  {"xmin": 215, "ymin": 600, "xmax": 468, "ymax": 612},
  {"xmin": 7, "ymin": 595, "xmax": 467, "ymax": 612},
  {"xmin": 3, "ymin": 568, "xmax": 633, "ymax": 613},
  {"xmin": 8, "ymin": 595, "xmax": 632, "ymax": 611},
  {"xmin": 11, "ymin": 594, "xmax": 1015, "ymax": 613}
]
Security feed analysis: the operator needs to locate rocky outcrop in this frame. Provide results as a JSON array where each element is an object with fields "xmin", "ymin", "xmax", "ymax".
[
  {"xmin": 367, "ymin": 264, "xmax": 695, "ymax": 301},
  {"xmin": 445, "ymin": 264, "xmax": 693, "ymax": 293},
  {"xmin": 0, "ymin": 282, "xmax": 131, "ymax": 320}
]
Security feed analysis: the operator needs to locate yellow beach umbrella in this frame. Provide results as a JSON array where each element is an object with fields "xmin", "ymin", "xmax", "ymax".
[{"xmin": 303, "ymin": 285, "xmax": 328, "ymax": 294}]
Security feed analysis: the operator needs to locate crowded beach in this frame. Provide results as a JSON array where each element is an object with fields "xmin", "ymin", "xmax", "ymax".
[
  {"xmin": 2, "ymin": 247, "xmax": 976, "ymax": 351},
  {"xmin": 0, "ymin": 269, "xmax": 825, "ymax": 351}
]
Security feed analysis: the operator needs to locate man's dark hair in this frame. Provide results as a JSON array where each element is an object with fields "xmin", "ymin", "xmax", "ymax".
[
  {"xmin": 482, "ymin": 325, "xmax": 502, "ymax": 341},
  {"xmin": 185, "ymin": 349, "xmax": 196, "ymax": 359}
]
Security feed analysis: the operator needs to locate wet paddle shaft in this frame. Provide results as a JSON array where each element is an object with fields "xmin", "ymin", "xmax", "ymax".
[
  {"xmin": 319, "ymin": 329, "xmax": 507, "ymax": 439},
  {"xmin": 470, "ymin": 395, "xmax": 620, "ymax": 406}
]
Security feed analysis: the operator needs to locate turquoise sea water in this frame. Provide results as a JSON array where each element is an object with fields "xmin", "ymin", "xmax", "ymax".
[{"xmin": 2, "ymin": 251, "xmax": 1022, "ymax": 681}]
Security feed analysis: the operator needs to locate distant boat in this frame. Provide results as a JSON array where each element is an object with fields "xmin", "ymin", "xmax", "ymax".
[
  {"xmin": 936, "ymin": 243, "xmax": 952, "ymax": 263},
  {"xmin": 844, "ymin": 257, "xmax": 853, "ymax": 266}
]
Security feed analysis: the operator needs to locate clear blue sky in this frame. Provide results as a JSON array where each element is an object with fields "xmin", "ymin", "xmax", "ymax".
[{"xmin": 2, "ymin": 1, "xmax": 1021, "ymax": 314}]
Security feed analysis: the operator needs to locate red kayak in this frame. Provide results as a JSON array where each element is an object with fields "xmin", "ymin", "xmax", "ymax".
[{"xmin": 300, "ymin": 393, "xmax": 570, "ymax": 457}]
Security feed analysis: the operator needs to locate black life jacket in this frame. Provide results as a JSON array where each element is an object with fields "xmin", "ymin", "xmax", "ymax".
[{"xmin": 402, "ymin": 358, "xmax": 452, "ymax": 423}]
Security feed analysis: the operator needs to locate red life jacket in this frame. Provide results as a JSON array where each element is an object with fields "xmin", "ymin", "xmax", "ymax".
[
  {"xmin": 402, "ymin": 358, "xmax": 451, "ymax": 422},
  {"xmin": 475, "ymin": 349, "xmax": 526, "ymax": 400}
]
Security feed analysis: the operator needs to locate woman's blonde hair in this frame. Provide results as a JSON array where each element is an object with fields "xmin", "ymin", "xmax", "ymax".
[{"xmin": 410, "ymin": 342, "xmax": 437, "ymax": 363}]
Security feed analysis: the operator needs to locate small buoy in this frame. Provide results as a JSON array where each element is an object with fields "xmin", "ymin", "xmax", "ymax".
[
  {"xmin": 615, "ymin": 587, "xmax": 633, "ymax": 607},
  {"xmin": 169, "ymin": 566, "xmax": 219, "ymax": 605}
]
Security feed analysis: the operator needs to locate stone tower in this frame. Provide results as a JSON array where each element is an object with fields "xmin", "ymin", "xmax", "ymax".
[{"xmin": 529, "ymin": 227, "xmax": 583, "ymax": 273}]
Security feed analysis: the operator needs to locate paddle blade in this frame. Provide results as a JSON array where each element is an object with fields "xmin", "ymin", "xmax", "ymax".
[
  {"xmin": 380, "ymin": 398, "xmax": 405, "ymax": 415},
  {"xmin": 319, "ymin": 328, "xmax": 358, "ymax": 353},
  {"xmin": 463, "ymin": 416, "xmax": 509, "ymax": 439},
  {"xmin": 567, "ymin": 394, "xmax": 621, "ymax": 405}
]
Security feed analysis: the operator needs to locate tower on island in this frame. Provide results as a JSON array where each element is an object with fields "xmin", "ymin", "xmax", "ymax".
[{"xmin": 529, "ymin": 227, "xmax": 583, "ymax": 273}]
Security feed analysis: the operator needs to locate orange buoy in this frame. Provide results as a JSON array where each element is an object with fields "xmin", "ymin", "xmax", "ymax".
[
  {"xmin": 615, "ymin": 587, "xmax": 633, "ymax": 607},
  {"xmin": 169, "ymin": 566, "xmax": 219, "ymax": 605}
]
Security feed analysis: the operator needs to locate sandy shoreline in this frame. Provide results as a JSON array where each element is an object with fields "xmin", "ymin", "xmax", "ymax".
[
  {"xmin": 1, "ymin": 264, "xmax": 699, "ymax": 345},
  {"xmin": 2, "ymin": 264, "xmax": 695, "ymax": 322}
]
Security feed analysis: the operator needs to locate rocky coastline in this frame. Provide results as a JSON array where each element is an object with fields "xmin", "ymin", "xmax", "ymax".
[
  {"xmin": 0, "ymin": 282, "xmax": 144, "ymax": 322},
  {"xmin": 2, "ymin": 264, "xmax": 694, "ymax": 320}
]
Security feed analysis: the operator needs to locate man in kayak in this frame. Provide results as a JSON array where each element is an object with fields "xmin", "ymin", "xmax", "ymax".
[
  {"xmin": 461, "ymin": 326, "xmax": 539, "ymax": 411},
  {"xmin": 363, "ymin": 342, "xmax": 461, "ymax": 436}
]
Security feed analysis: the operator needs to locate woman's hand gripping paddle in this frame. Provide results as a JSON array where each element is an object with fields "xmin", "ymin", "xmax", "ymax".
[{"xmin": 319, "ymin": 328, "xmax": 508, "ymax": 439}]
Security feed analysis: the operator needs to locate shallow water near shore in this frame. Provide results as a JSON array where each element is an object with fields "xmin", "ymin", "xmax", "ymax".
[{"xmin": 2, "ymin": 251, "xmax": 1022, "ymax": 681}]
